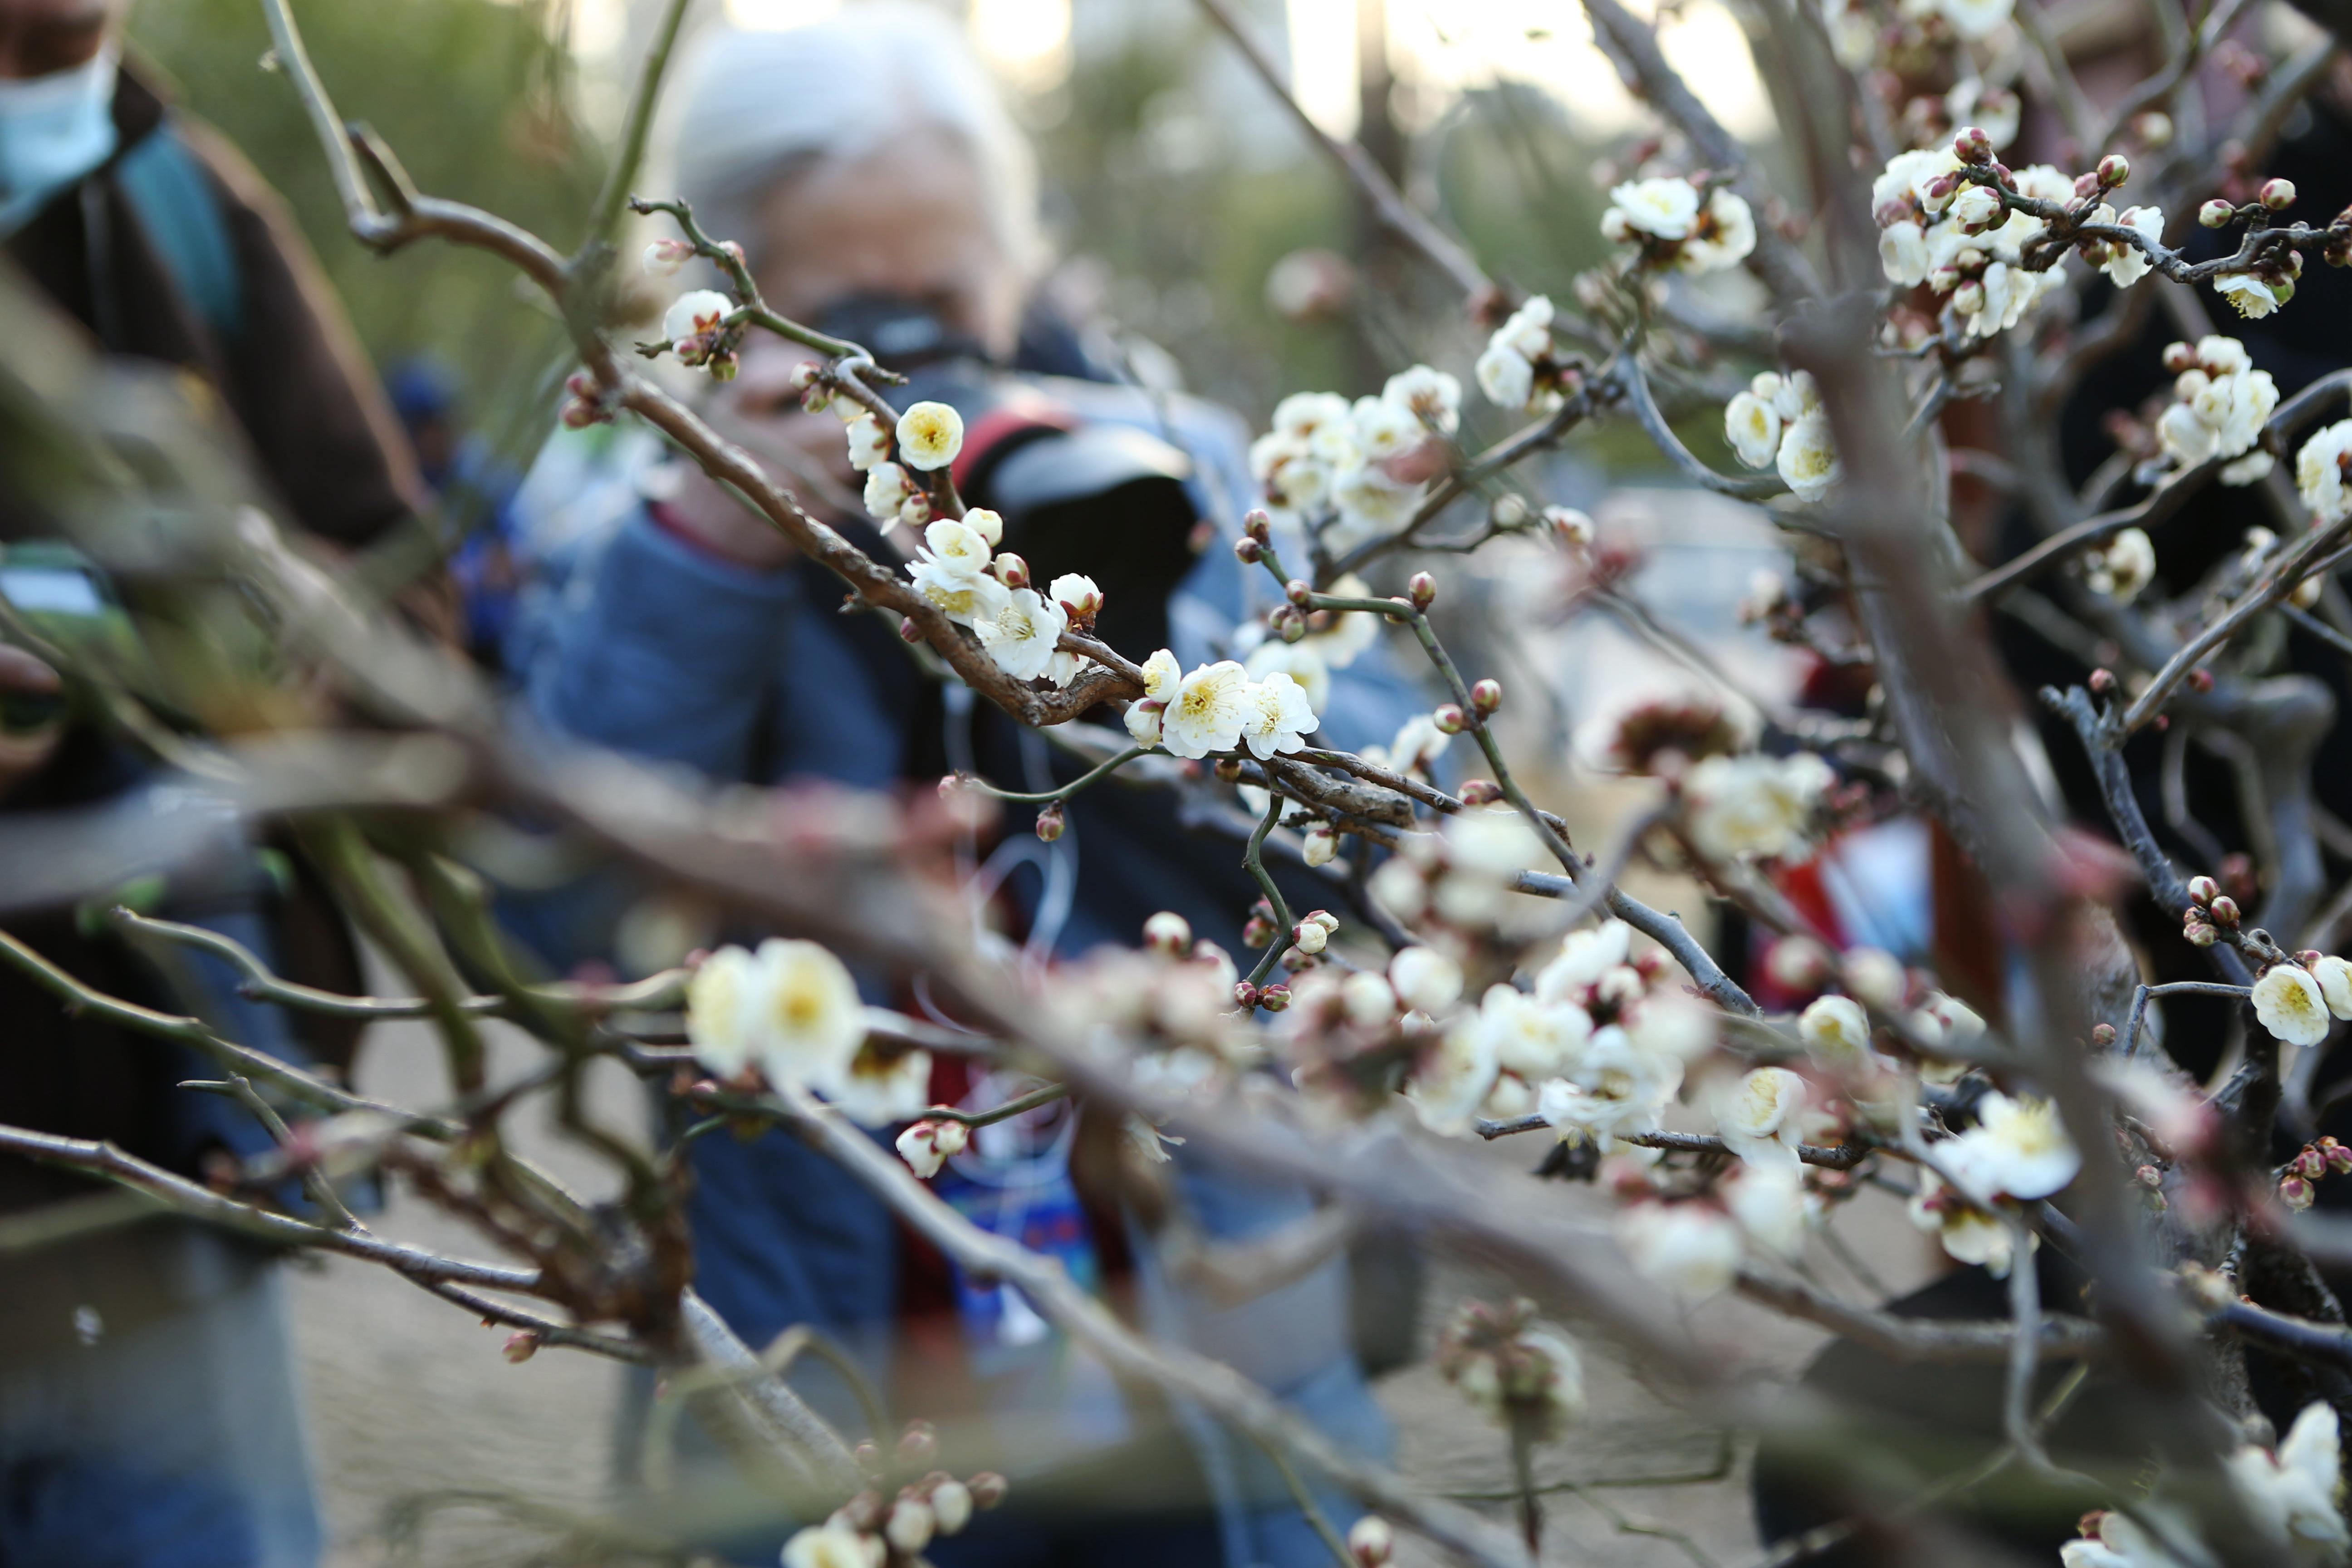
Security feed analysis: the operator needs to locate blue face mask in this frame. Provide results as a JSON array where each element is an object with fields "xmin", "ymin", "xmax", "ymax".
[{"xmin": 0, "ymin": 48, "xmax": 119, "ymax": 235}]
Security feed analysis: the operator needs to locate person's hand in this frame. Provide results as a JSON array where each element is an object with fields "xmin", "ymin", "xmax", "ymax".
[
  {"xmin": 662, "ymin": 334, "xmax": 871, "ymax": 571},
  {"xmin": 0, "ymin": 643, "xmax": 64, "ymax": 800}
]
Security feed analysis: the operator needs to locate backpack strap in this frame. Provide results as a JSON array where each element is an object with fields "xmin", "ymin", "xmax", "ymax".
[{"xmin": 113, "ymin": 124, "xmax": 242, "ymax": 348}]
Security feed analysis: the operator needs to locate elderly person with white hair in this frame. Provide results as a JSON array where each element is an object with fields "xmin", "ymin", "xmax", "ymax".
[{"xmin": 516, "ymin": 7, "xmax": 1418, "ymax": 1566}]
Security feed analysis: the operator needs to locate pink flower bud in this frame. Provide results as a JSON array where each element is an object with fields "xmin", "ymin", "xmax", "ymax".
[
  {"xmin": 2185, "ymin": 918, "xmax": 2219, "ymax": 947},
  {"xmin": 2282, "ymin": 1174, "xmax": 2316, "ymax": 1210},
  {"xmin": 1143, "ymin": 911, "xmax": 1191, "ymax": 956},
  {"xmin": 1471, "ymin": 678, "xmax": 1503, "ymax": 715},
  {"xmin": 1348, "ymin": 1516, "xmax": 1395, "ymax": 1568},
  {"xmin": 2294, "ymin": 1146, "xmax": 2328, "ymax": 1181},
  {"xmin": 1408, "ymin": 571, "xmax": 1437, "ymax": 610},
  {"xmin": 2074, "ymin": 172, "xmax": 2102, "ymax": 200},
  {"xmin": 1245, "ymin": 508, "xmax": 1273, "ymax": 543},
  {"xmin": 1259, "ymin": 984, "xmax": 1293, "ymax": 1012},
  {"xmin": 2200, "ymin": 199, "xmax": 2235, "ymax": 229},
  {"xmin": 2135, "ymin": 1164, "xmax": 2163, "ymax": 1188},
  {"xmin": 1234, "ymin": 982, "xmax": 1262, "ymax": 1009},
  {"xmin": 1292, "ymin": 921, "xmax": 1329, "ymax": 957},
  {"xmin": 1235, "ymin": 537, "xmax": 1264, "ymax": 564},
  {"xmin": 898, "ymin": 1422, "xmax": 938, "ymax": 1463},
  {"xmin": 1460, "ymin": 779, "xmax": 1504, "ymax": 805},
  {"xmin": 2262, "ymin": 177, "xmax": 2297, "ymax": 211},
  {"xmin": 1433, "ymin": 704, "xmax": 1465, "ymax": 735},
  {"xmin": 503, "ymin": 1332, "xmax": 540, "ymax": 1363},
  {"xmin": 2088, "ymin": 668, "xmax": 2117, "ymax": 694},
  {"xmin": 1954, "ymin": 126, "xmax": 1992, "ymax": 164},
  {"xmin": 2208, "ymin": 894, "xmax": 2240, "ymax": 926},
  {"xmin": 1034, "ymin": 803, "xmax": 1064, "ymax": 842},
  {"xmin": 2162, "ymin": 341, "xmax": 2197, "ymax": 374},
  {"xmin": 789, "ymin": 362, "xmax": 822, "ymax": 393},
  {"xmin": 2329, "ymin": 1141, "xmax": 2352, "ymax": 1175},
  {"xmin": 2186, "ymin": 875, "xmax": 2220, "ymax": 905},
  {"xmin": 969, "ymin": 1473, "xmax": 1009, "ymax": 1510},
  {"xmin": 1285, "ymin": 578, "xmax": 1313, "ymax": 607},
  {"xmin": 1242, "ymin": 914, "xmax": 1278, "ymax": 949},
  {"xmin": 2091, "ymin": 1023, "xmax": 2117, "ymax": 1046},
  {"xmin": 995, "ymin": 552, "xmax": 1029, "ymax": 589},
  {"xmin": 2188, "ymin": 668, "xmax": 2215, "ymax": 693},
  {"xmin": 2098, "ymin": 153, "xmax": 2130, "ymax": 188}
]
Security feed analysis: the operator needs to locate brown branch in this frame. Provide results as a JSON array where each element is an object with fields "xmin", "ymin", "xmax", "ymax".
[{"xmin": 1735, "ymin": 1269, "xmax": 2106, "ymax": 1364}]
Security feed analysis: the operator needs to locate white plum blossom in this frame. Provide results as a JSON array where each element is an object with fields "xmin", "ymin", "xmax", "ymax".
[
  {"xmin": 1941, "ymin": 1091, "xmax": 2080, "ymax": 1202},
  {"xmin": 1680, "ymin": 191, "xmax": 1757, "ymax": 274},
  {"xmin": 1123, "ymin": 701, "xmax": 1163, "ymax": 747},
  {"xmin": 1244, "ymin": 638, "xmax": 1331, "ymax": 714},
  {"xmin": 1536, "ymin": 920, "xmax": 1634, "ymax": 1000},
  {"xmin": 2097, "ymin": 206, "xmax": 2165, "ymax": 288},
  {"xmin": 1382, "ymin": 364, "xmax": 1462, "ymax": 435},
  {"xmin": 2060, "ymin": 1509, "xmax": 2195, "ymax": 1568},
  {"xmin": 1726, "ymin": 1161, "xmax": 1808, "ymax": 1259},
  {"xmin": 1798, "ymin": 994, "xmax": 1873, "ymax": 1071},
  {"xmin": 1476, "ymin": 984, "xmax": 1593, "ymax": 1079},
  {"xmin": 1908, "ymin": 1171, "xmax": 2028, "ymax": 1276},
  {"xmin": 1407, "ymin": 1019, "xmax": 1499, "ymax": 1135},
  {"xmin": 1949, "ymin": 183, "xmax": 2003, "ymax": 231},
  {"xmin": 1475, "ymin": 296, "xmax": 1562, "ymax": 414},
  {"xmin": 921, "ymin": 518, "xmax": 990, "ymax": 578},
  {"xmin": 1236, "ymin": 672, "xmax": 1317, "ymax": 760},
  {"xmin": 1879, "ymin": 221, "xmax": 1931, "ymax": 286},
  {"xmin": 1161, "ymin": 660, "xmax": 1251, "ymax": 759},
  {"xmin": 909, "ymin": 558, "xmax": 1010, "ymax": 627},
  {"xmin": 2254, "ymin": 964, "xmax": 2334, "ymax": 1047},
  {"xmin": 1048, "ymin": 573, "xmax": 1101, "ymax": 621},
  {"xmin": 1475, "ymin": 340, "xmax": 1536, "ymax": 412},
  {"xmin": 683, "ymin": 939, "xmax": 867, "ymax": 1097},
  {"xmin": 1274, "ymin": 390, "xmax": 1352, "ymax": 441},
  {"xmin": 1715, "ymin": 1066, "xmax": 1811, "ymax": 1166},
  {"xmin": 684, "ymin": 943, "xmax": 761, "ymax": 1078},
  {"xmin": 1617, "ymin": 1202, "xmax": 1744, "ymax": 1298},
  {"xmin": 1872, "ymin": 148, "xmax": 1964, "ymax": 220},
  {"xmin": 1725, "ymin": 391, "xmax": 1783, "ymax": 470},
  {"xmin": 1776, "ymin": 412, "xmax": 1842, "ymax": 501},
  {"xmin": 863, "ymin": 461, "xmax": 913, "ymax": 524},
  {"xmin": 2084, "ymin": 527, "xmax": 2157, "ymax": 603},
  {"xmin": 1351, "ymin": 395, "xmax": 1426, "ymax": 466},
  {"xmin": 2298, "ymin": 421, "xmax": 2352, "ymax": 523},
  {"xmin": 2225, "ymin": 1402, "xmax": 2349, "ymax": 1559},
  {"xmin": 895, "ymin": 1119, "xmax": 969, "ymax": 1179},
  {"xmin": 1391, "ymin": 946, "xmax": 1465, "ymax": 1015},
  {"xmin": 1138, "ymin": 647, "xmax": 1181, "ymax": 701},
  {"xmin": 2216, "ymin": 273, "xmax": 2284, "ymax": 319},
  {"xmin": 2314, "ymin": 955, "xmax": 2352, "ymax": 1019},
  {"xmin": 1539, "ymin": 1025, "xmax": 1683, "ymax": 1143},
  {"xmin": 662, "ymin": 288, "xmax": 733, "ymax": 343},
  {"xmin": 976, "ymin": 588, "xmax": 1069, "ymax": 682},
  {"xmin": 843, "ymin": 412, "xmax": 891, "ymax": 470},
  {"xmin": 828, "ymin": 1043, "xmax": 932, "ymax": 1127},
  {"xmin": 1607, "ymin": 177, "xmax": 1702, "ymax": 240},
  {"xmin": 895, "ymin": 401, "xmax": 964, "ymax": 470},
  {"xmin": 1681, "ymin": 751, "xmax": 1836, "ymax": 863},
  {"xmin": 782, "ymin": 1524, "xmax": 880, "ymax": 1568}
]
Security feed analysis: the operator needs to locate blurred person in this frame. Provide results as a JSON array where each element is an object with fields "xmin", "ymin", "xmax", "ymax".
[
  {"xmin": 516, "ymin": 7, "xmax": 1417, "ymax": 1564},
  {"xmin": 385, "ymin": 357, "xmax": 525, "ymax": 669},
  {"xmin": 0, "ymin": 1, "xmax": 428, "ymax": 1563}
]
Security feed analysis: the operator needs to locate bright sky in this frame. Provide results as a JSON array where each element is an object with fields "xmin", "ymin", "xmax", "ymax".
[{"xmin": 703, "ymin": 0, "xmax": 1774, "ymax": 143}]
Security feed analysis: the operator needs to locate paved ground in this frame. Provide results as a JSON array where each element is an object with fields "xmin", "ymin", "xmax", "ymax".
[{"xmin": 289, "ymin": 1001, "xmax": 1941, "ymax": 1568}]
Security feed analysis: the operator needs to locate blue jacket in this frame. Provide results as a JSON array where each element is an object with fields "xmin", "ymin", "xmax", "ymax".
[{"xmin": 521, "ymin": 378, "xmax": 1420, "ymax": 1566}]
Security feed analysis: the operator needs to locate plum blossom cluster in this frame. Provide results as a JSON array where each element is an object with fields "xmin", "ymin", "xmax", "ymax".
[
  {"xmin": 2299, "ymin": 419, "xmax": 2352, "ymax": 524},
  {"xmin": 780, "ymin": 1436, "xmax": 1006, "ymax": 1568},
  {"xmin": 2152, "ymin": 336, "xmax": 2279, "ymax": 486},
  {"xmin": 2082, "ymin": 527, "xmax": 2157, "ymax": 604},
  {"xmin": 1434, "ymin": 1297, "xmax": 1585, "ymax": 1437},
  {"xmin": 1123, "ymin": 647, "xmax": 1318, "ymax": 762},
  {"xmin": 659, "ymin": 288, "xmax": 742, "ymax": 379},
  {"xmin": 2063, "ymin": 1403, "xmax": 2347, "ymax": 1565},
  {"xmin": 897, "ymin": 513, "xmax": 1104, "ymax": 688},
  {"xmin": 1723, "ymin": 371, "xmax": 1842, "ymax": 502},
  {"xmin": 1474, "ymin": 295, "xmax": 1583, "ymax": 417},
  {"xmin": 853, "ymin": 400, "xmax": 966, "ymax": 529},
  {"xmin": 686, "ymin": 939, "xmax": 931, "ymax": 1126},
  {"xmin": 2247, "ymin": 951, "xmax": 2352, "ymax": 1048},
  {"xmin": 1248, "ymin": 368, "xmax": 1460, "ymax": 557},
  {"xmin": 1597, "ymin": 176, "xmax": 1757, "ymax": 276},
  {"xmin": 1872, "ymin": 143, "xmax": 2087, "ymax": 341}
]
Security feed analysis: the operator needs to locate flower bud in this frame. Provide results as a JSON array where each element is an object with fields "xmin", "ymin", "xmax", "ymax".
[
  {"xmin": 1034, "ymin": 803, "xmax": 1064, "ymax": 843},
  {"xmin": 1954, "ymin": 125, "xmax": 1992, "ymax": 164},
  {"xmin": 1245, "ymin": 508, "xmax": 1273, "ymax": 544},
  {"xmin": 2073, "ymin": 172, "xmax": 2102, "ymax": 201},
  {"xmin": 2186, "ymin": 875, "xmax": 2220, "ymax": 905},
  {"xmin": 1924, "ymin": 171, "xmax": 1961, "ymax": 208},
  {"xmin": 898, "ymin": 1421, "xmax": 938, "ymax": 1464},
  {"xmin": 965, "ymin": 507, "xmax": 1004, "ymax": 547},
  {"xmin": 1243, "ymin": 914, "xmax": 1278, "ymax": 949},
  {"xmin": 968, "ymin": 1472, "xmax": 1009, "ymax": 1510},
  {"xmin": 2185, "ymin": 917, "xmax": 2219, "ymax": 946},
  {"xmin": 1460, "ymin": 779, "xmax": 1504, "ymax": 805},
  {"xmin": 2200, "ymin": 199, "xmax": 2235, "ymax": 229},
  {"xmin": 2262, "ymin": 177, "xmax": 2297, "ymax": 211},
  {"xmin": 2091, "ymin": 1023, "xmax": 2117, "ymax": 1046},
  {"xmin": 706, "ymin": 351, "xmax": 739, "ymax": 382},
  {"xmin": 2136, "ymin": 1163, "xmax": 2163, "ymax": 1189},
  {"xmin": 1234, "ymin": 982, "xmax": 1262, "ymax": 1010},
  {"xmin": 1348, "ymin": 1516, "xmax": 1395, "ymax": 1568},
  {"xmin": 789, "ymin": 362, "xmax": 822, "ymax": 393},
  {"xmin": 995, "ymin": 553, "xmax": 1029, "ymax": 589},
  {"xmin": 1143, "ymin": 911, "xmax": 1192, "ymax": 955},
  {"xmin": 1286, "ymin": 578, "xmax": 1313, "ymax": 608},
  {"xmin": 1953, "ymin": 279, "xmax": 1987, "ymax": 317},
  {"xmin": 887, "ymin": 1498, "xmax": 936, "ymax": 1554},
  {"xmin": 2161, "ymin": 341, "xmax": 2197, "ymax": 374},
  {"xmin": 1235, "ymin": 536, "xmax": 1264, "ymax": 564},
  {"xmin": 1408, "ymin": 571, "xmax": 1437, "ymax": 610},
  {"xmin": 1302, "ymin": 823, "xmax": 1337, "ymax": 867},
  {"xmin": 1214, "ymin": 758, "xmax": 1244, "ymax": 783},
  {"xmin": 2295, "ymin": 1146, "xmax": 2328, "ymax": 1181},
  {"xmin": 1544, "ymin": 505, "xmax": 1595, "ymax": 547},
  {"xmin": 1292, "ymin": 921, "xmax": 1328, "ymax": 957},
  {"xmin": 2329, "ymin": 1140, "xmax": 2352, "ymax": 1175},
  {"xmin": 1433, "ymin": 704, "xmax": 1465, "ymax": 735},
  {"xmin": 2133, "ymin": 111, "xmax": 2173, "ymax": 147},
  {"xmin": 929, "ymin": 1477, "xmax": 975, "ymax": 1535},
  {"xmin": 2087, "ymin": 667, "xmax": 2117, "ymax": 694},
  {"xmin": 1471, "ymin": 678, "xmax": 1502, "ymax": 715},
  {"xmin": 1308, "ymin": 909, "xmax": 1340, "ymax": 933},
  {"xmin": 642, "ymin": 237, "xmax": 694, "ymax": 276},
  {"xmin": 2099, "ymin": 153, "xmax": 2130, "ymax": 188},
  {"xmin": 2188, "ymin": 667, "xmax": 2215, "ymax": 693},
  {"xmin": 1490, "ymin": 494, "xmax": 1529, "ymax": 527},
  {"xmin": 2282, "ymin": 1174, "xmax": 2316, "ymax": 1210},
  {"xmin": 1259, "ymin": 984, "xmax": 1292, "ymax": 1012},
  {"xmin": 2209, "ymin": 894, "xmax": 2240, "ymax": 927},
  {"xmin": 503, "ymin": 1331, "xmax": 540, "ymax": 1363}
]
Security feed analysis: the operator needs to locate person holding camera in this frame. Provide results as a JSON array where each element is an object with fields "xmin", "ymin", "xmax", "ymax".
[
  {"xmin": 520, "ymin": 7, "xmax": 1417, "ymax": 1564},
  {"xmin": 0, "ymin": 0, "xmax": 427, "ymax": 1561}
]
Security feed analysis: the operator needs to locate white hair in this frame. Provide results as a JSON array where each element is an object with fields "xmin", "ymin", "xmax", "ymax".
[{"xmin": 660, "ymin": 3, "xmax": 1040, "ymax": 276}]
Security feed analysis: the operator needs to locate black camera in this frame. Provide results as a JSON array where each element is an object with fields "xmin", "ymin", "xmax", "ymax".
[{"xmin": 812, "ymin": 294, "xmax": 1204, "ymax": 660}]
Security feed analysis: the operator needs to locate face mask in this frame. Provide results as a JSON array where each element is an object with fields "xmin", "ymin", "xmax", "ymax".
[{"xmin": 0, "ymin": 48, "xmax": 119, "ymax": 233}]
